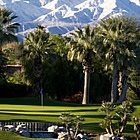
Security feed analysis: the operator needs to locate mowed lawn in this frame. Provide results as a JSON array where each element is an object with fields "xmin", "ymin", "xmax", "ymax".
[
  {"xmin": 0, "ymin": 98, "xmax": 103, "ymax": 132},
  {"xmin": 0, "ymin": 97, "xmax": 140, "ymax": 139}
]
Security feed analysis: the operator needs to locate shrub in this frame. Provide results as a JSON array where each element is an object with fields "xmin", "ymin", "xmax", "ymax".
[
  {"xmin": 59, "ymin": 112, "xmax": 84, "ymax": 140},
  {"xmin": 99, "ymin": 101, "xmax": 134, "ymax": 136},
  {"xmin": 132, "ymin": 116, "xmax": 140, "ymax": 140}
]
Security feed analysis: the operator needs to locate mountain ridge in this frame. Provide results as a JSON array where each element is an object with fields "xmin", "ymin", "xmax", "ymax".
[{"xmin": 0, "ymin": 0, "xmax": 140, "ymax": 40}]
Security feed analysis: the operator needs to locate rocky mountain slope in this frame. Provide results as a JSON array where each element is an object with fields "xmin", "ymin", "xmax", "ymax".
[{"xmin": 0, "ymin": 0, "xmax": 140, "ymax": 40}]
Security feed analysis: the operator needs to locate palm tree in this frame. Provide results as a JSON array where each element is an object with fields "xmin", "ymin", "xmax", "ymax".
[
  {"xmin": 0, "ymin": 7, "xmax": 20, "ymax": 47},
  {"xmin": 96, "ymin": 16, "xmax": 122, "ymax": 102},
  {"xmin": 23, "ymin": 25, "xmax": 52, "ymax": 96},
  {"xmin": 117, "ymin": 17, "xmax": 140, "ymax": 102},
  {"xmin": 96, "ymin": 16, "xmax": 140, "ymax": 102},
  {"xmin": 67, "ymin": 25, "xmax": 97, "ymax": 104},
  {"xmin": 0, "ymin": 7, "xmax": 19, "ymax": 78}
]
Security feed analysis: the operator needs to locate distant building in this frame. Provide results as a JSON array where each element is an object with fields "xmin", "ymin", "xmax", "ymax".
[{"xmin": 4, "ymin": 65, "xmax": 22, "ymax": 75}]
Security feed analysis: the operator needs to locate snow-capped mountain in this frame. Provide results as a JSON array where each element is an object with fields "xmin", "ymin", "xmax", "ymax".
[{"xmin": 0, "ymin": 0, "xmax": 140, "ymax": 40}]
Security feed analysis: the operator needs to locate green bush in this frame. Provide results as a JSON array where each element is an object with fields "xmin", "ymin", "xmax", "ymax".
[
  {"xmin": 5, "ymin": 71, "xmax": 25, "ymax": 85},
  {"xmin": 132, "ymin": 116, "xmax": 140, "ymax": 140},
  {"xmin": 59, "ymin": 112, "xmax": 84, "ymax": 140},
  {"xmin": 99, "ymin": 101, "xmax": 134, "ymax": 136}
]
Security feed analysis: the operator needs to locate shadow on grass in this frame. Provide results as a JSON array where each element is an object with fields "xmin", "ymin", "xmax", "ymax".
[
  {"xmin": 0, "ymin": 109, "xmax": 98, "ymax": 113},
  {"xmin": 82, "ymin": 114, "xmax": 105, "ymax": 119},
  {"xmin": 0, "ymin": 119, "xmax": 48, "ymax": 122},
  {"xmin": 0, "ymin": 97, "xmax": 101, "ymax": 107},
  {"xmin": 124, "ymin": 124, "xmax": 134, "ymax": 133},
  {"xmin": 132, "ymin": 100, "xmax": 140, "ymax": 106},
  {"xmin": 82, "ymin": 123, "xmax": 135, "ymax": 135},
  {"xmin": 0, "ymin": 112, "xmax": 59, "ymax": 117},
  {"xmin": 0, "ymin": 112, "xmax": 104, "ymax": 119},
  {"xmin": 82, "ymin": 123, "xmax": 105, "ymax": 133}
]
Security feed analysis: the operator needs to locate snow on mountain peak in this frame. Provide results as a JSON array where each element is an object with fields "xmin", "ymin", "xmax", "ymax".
[
  {"xmin": 130, "ymin": 0, "xmax": 140, "ymax": 6},
  {"xmin": 0, "ymin": 0, "xmax": 140, "ymax": 40},
  {"xmin": 75, "ymin": 0, "xmax": 103, "ymax": 10}
]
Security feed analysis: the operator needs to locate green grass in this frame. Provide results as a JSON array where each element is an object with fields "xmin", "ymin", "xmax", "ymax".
[
  {"xmin": 0, "ymin": 131, "xmax": 53, "ymax": 140},
  {"xmin": 0, "ymin": 97, "xmax": 140, "ymax": 139},
  {"xmin": 0, "ymin": 98, "xmax": 103, "ymax": 130}
]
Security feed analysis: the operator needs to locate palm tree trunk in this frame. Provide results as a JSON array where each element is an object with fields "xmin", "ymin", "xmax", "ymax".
[
  {"xmin": 33, "ymin": 78, "xmax": 41, "ymax": 96},
  {"xmin": 82, "ymin": 69, "xmax": 90, "ymax": 104},
  {"xmin": 111, "ymin": 62, "xmax": 119, "ymax": 103},
  {"xmin": 33, "ymin": 56, "xmax": 42, "ymax": 97},
  {"xmin": 119, "ymin": 70, "xmax": 128, "ymax": 102}
]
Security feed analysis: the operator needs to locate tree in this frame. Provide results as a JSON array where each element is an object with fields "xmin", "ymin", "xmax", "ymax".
[
  {"xmin": 2, "ymin": 42, "xmax": 22, "ymax": 65},
  {"xmin": 117, "ymin": 17, "xmax": 140, "ymax": 102},
  {"xmin": 23, "ymin": 25, "xmax": 52, "ymax": 96},
  {"xmin": 41, "ymin": 34, "xmax": 83, "ymax": 100},
  {"xmin": 0, "ymin": 50, "xmax": 6, "ymax": 81},
  {"xmin": 0, "ymin": 7, "xmax": 19, "ymax": 80},
  {"xmin": 67, "ymin": 25, "xmax": 97, "ymax": 104},
  {"xmin": 0, "ymin": 7, "xmax": 20, "ymax": 47},
  {"xmin": 127, "ymin": 70, "xmax": 140, "ymax": 100},
  {"xmin": 96, "ymin": 16, "xmax": 140, "ymax": 102}
]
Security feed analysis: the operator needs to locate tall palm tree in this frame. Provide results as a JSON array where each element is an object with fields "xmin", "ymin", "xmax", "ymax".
[
  {"xmin": 0, "ymin": 7, "xmax": 20, "ymax": 47},
  {"xmin": 67, "ymin": 25, "xmax": 97, "ymax": 104},
  {"xmin": 96, "ymin": 16, "xmax": 140, "ymax": 102},
  {"xmin": 0, "ymin": 7, "xmax": 19, "ymax": 78},
  {"xmin": 23, "ymin": 25, "xmax": 52, "ymax": 96},
  {"xmin": 96, "ymin": 16, "xmax": 122, "ymax": 102},
  {"xmin": 117, "ymin": 17, "xmax": 140, "ymax": 102}
]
